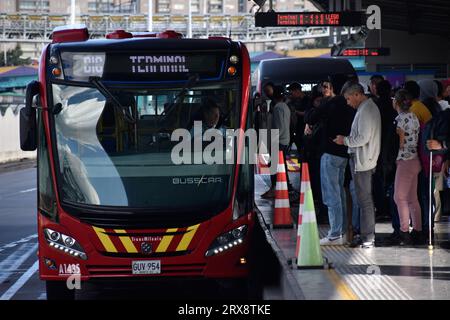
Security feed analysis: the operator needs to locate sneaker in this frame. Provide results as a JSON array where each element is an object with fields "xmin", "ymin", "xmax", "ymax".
[
  {"xmin": 348, "ymin": 234, "xmax": 362, "ymax": 248},
  {"xmin": 320, "ymin": 236, "xmax": 344, "ymax": 246},
  {"xmin": 360, "ymin": 241, "xmax": 375, "ymax": 248},
  {"xmin": 261, "ymin": 188, "xmax": 275, "ymax": 199}
]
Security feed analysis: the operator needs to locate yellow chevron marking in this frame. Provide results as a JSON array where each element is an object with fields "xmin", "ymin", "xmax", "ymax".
[
  {"xmin": 156, "ymin": 228, "xmax": 178, "ymax": 252},
  {"xmin": 93, "ymin": 226, "xmax": 117, "ymax": 253},
  {"xmin": 114, "ymin": 229, "xmax": 138, "ymax": 253},
  {"xmin": 176, "ymin": 224, "xmax": 200, "ymax": 251}
]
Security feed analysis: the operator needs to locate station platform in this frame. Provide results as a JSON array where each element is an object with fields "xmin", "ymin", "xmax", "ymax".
[{"xmin": 255, "ymin": 170, "xmax": 450, "ymax": 300}]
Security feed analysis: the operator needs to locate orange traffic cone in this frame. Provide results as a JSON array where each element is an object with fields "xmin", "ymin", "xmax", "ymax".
[
  {"xmin": 273, "ymin": 150, "xmax": 293, "ymax": 228},
  {"xmin": 296, "ymin": 162, "xmax": 325, "ymax": 268}
]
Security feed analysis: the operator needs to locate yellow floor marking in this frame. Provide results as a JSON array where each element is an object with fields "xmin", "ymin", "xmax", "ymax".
[{"xmin": 327, "ymin": 269, "xmax": 359, "ymax": 300}]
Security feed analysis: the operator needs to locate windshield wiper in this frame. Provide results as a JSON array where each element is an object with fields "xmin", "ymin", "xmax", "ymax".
[
  {"xmin": 158, "ymin": 73, "xmax": 199, "ymax": 124},
  {"xmin": 89, "ymin": 76, "xmax": 136, "ymax": 124}
]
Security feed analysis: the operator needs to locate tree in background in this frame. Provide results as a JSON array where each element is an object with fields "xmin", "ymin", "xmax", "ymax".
[{"xmin": 0, "ymin": 45, "xmax": 31, "ymax": 67}]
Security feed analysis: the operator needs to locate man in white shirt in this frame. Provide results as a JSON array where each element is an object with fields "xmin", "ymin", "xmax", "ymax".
[{"xmin": 334, "ymin": 82, "xmax": 381, "ymax": 248}]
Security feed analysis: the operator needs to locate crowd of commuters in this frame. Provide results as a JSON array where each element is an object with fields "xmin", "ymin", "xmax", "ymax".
[{"xmin": 256, "ymin": 76, "xmax": 450, "ymax": 248}]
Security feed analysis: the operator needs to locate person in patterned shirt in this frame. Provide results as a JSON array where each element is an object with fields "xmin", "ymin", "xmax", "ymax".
[{"xmin": 392, "ymin": 89, "xmax": 422, "ymax": 246}]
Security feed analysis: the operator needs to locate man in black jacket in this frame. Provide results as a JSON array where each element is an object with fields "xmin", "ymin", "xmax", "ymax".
[
  {"xmin": 305, "ymin": 79, "xmax": 356, "ymax": 245},
  {"xmin": 372, "ymin": 80, "xmax": 401, "ymax": 243},
  {"xmin": 286, "ymin": 82, "xmax": 310, "ymax": 159},
  {"xmin": 426, "ymin": 109, "xmax": 450, "ymax": 186}
]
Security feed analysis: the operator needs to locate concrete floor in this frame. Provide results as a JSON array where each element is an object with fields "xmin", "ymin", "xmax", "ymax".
[{"xmin": 255, "ymin": 171, "xmax": 450, "ymax": 300}]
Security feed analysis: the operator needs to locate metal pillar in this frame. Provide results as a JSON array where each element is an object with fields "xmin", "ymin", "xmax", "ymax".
[
  {"xmin": 71, "ymin": 0, "xmax": 76, "ymax": 24},
  {"xmin": 188, "ymin": 0, "xmax": 193, "ymax": 38},
  {"xmin": 148, "ymin": 0, "xmax": 153, "ymax": 31}
]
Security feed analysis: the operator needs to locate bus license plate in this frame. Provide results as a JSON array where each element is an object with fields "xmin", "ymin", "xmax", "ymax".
[{"xmin": 132, "ymin": 260, "xmax": 161, "ymax": 275}]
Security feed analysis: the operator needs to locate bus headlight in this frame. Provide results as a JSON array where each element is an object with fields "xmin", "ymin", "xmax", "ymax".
[
  {"xmin": 49, "ymin": 230, "xmax": 60, "ymax": 242},
  {"xmin": 62, "ymin": 235, "xmax": 75, "ymax": 247},
  {"xmin": 44, "ymin": 228, "xmax": 87, "ymax": 260},
  {"xmin": 229, "ymin": 55, "xmax": 239, "ymax": 64},
  {"xmin": 205, "ymin": 225, "xmax": 247, "ymax": 257}
]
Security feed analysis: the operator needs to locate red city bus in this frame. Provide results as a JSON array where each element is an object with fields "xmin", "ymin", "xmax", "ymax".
[{"xmin": 20, "ymin": 26, "xmax": 255, "ymax": 299}]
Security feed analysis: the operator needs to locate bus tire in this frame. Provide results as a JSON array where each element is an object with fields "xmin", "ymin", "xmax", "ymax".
[{"xmin": 45, "ymin": 281, "xmax": 75, "ymax": 300}]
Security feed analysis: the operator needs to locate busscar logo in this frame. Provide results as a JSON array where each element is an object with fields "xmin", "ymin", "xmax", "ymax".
[
  {"xmin": 172, "ymin": 177, "xmax": 223, "ymax": 185},
  {"xmin": 129, "ymin": 55, "xmax": 190, "ymax": 73}
]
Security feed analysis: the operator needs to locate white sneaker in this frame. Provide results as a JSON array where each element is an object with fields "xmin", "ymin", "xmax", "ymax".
[{"xmin": 320, "ymin": 236, "xmax": 344, "ymax": 246}]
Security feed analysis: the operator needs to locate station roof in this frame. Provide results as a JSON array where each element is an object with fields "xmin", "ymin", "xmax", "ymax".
[{"xmin": 310, "ymin": 0, "xmax": 450, "ymax": 38}]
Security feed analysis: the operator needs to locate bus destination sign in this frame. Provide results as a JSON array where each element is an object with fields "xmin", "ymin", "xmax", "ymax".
[{"xmin": 61, "ymin": 52, "xmax": 224, "ymax": 81}]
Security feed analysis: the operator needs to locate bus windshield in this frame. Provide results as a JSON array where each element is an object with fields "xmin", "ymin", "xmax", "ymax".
[{"xmin": 51, "ymin": 82, "xmax": 240, "ymax": 211}]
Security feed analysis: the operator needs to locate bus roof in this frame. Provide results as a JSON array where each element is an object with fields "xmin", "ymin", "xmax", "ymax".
[
  {"xmin": 52, "ymin": 37, "xmax": 237, "ymax": 52},
  {"xmin": 258, "ymin": 57, "xmax": 356, "ymax": 85}
]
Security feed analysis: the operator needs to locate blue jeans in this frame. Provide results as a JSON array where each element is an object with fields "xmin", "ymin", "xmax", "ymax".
[
  {"xmin": 321, "ymin": 153, "xmax": 348, "ymax": 238},
  {"xmin": 350, "ymin": 179, "xmax": 360, "ymax": 234}
]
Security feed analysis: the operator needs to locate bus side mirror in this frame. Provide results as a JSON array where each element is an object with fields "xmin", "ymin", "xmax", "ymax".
[{"xmin": 20, "ymin": 81, "xmax": 40, "ymax": 151}]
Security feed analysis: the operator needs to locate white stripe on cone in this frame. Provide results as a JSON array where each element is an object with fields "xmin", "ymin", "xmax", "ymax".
[
  {"xmin": 275, "ymin": 199, "xmax": 290, "ymax": 208},
  {"xmin": 276, "ymin": 181, "xmax": 288, "ymax": 190},
  {"xmin": 297, "ymin": 203, "xmax": 303, "ymax": 236},
  {"xmin": 277, "ymin": 164, "xmax": 286, "ymax": 172},
  {"xmin": 301, "ymin": 180, "xmax": 307, "ymax": 191},
  {"xmin": 301, "ymin": 209, "xmax": 317, "ymax": 223}
]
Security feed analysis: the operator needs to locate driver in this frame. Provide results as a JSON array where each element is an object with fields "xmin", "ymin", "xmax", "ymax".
[
  {"xmin": 191, "ymin": 99, "xmax": 226, "ymax": 136},
  {"xmin": 202, "ymin": 100, "xmax": 220, "ymax": 129}
]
